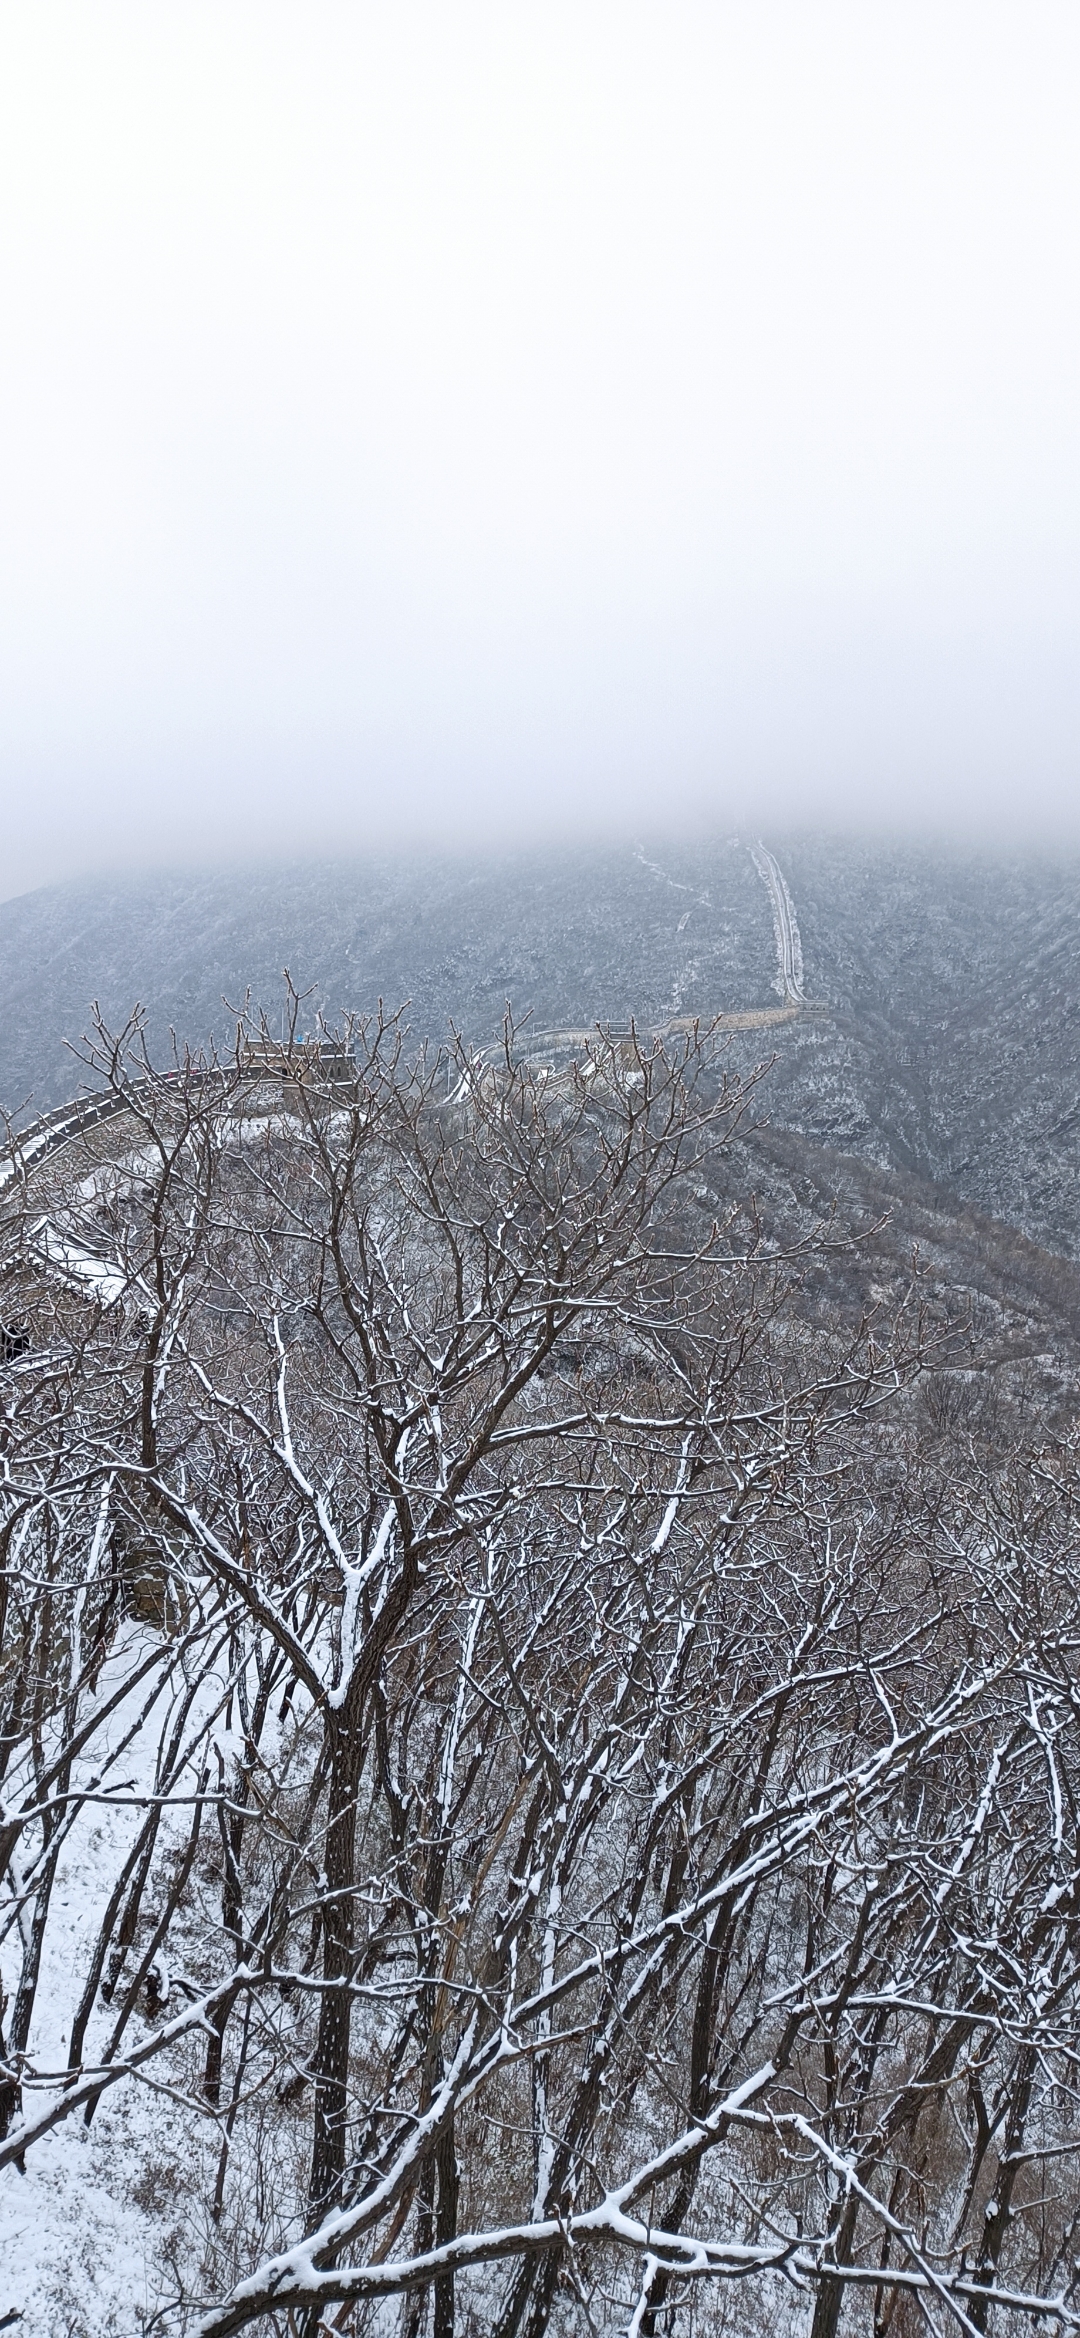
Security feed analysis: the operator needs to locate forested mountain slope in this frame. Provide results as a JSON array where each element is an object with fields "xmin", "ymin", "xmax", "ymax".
[
  {"xmin": 6, "ymin": 1022, "xmax": 1080, "ymax": 2337},
  {"xmin": 3, "ymin": 832, "xmax": 1080, "ymax": 1254}
]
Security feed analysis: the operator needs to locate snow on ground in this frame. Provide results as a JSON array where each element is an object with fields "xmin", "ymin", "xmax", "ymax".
[
  {"xmin": 0, "ymin": 1631, "xmax": 228, "ymax": 2335},
  {"xmin": 28, "ymin": 1221, "xmax": 128, "ymax": 1308}
]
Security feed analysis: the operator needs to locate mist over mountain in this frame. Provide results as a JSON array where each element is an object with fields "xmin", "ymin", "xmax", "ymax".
[{"xmin": 4, "ymin": 830, "xmax": 1080, "ymax": 1264}]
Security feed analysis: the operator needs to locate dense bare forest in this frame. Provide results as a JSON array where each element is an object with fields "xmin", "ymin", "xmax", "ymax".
[{"xmin": 4, "ymin": 1015, "xmax": 1080, "ymax": 2335}]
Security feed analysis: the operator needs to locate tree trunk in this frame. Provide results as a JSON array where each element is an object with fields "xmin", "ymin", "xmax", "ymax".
[{"xmin": 309, "ymin": 1716, "xmax": 363, "ymax": 2216}]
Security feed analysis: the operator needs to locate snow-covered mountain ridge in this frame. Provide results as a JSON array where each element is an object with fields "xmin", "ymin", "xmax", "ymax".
[{"xmin": 4, "ymin": 832, "xmax": 1080, "ymax": 1256}]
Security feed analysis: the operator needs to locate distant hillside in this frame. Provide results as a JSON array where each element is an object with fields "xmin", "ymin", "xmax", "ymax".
[
  {"xmin": 0, "ymin": 841, "xmax": 772, "ymax": 1113},
  {"xmin": 4, "ymin": 832, "xmax": 1080, "ymax": 1259}
]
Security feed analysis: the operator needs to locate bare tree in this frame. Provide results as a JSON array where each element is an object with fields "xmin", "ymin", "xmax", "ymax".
[{"xmin": 4, "ymin": 1010, "xmax": 1080, "ymax": 2337}]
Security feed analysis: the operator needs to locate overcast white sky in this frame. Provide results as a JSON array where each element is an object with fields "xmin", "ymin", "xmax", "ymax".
[{"xmin": 2, "ymin": 2, "xmax": 1079, "ymax": 899}]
